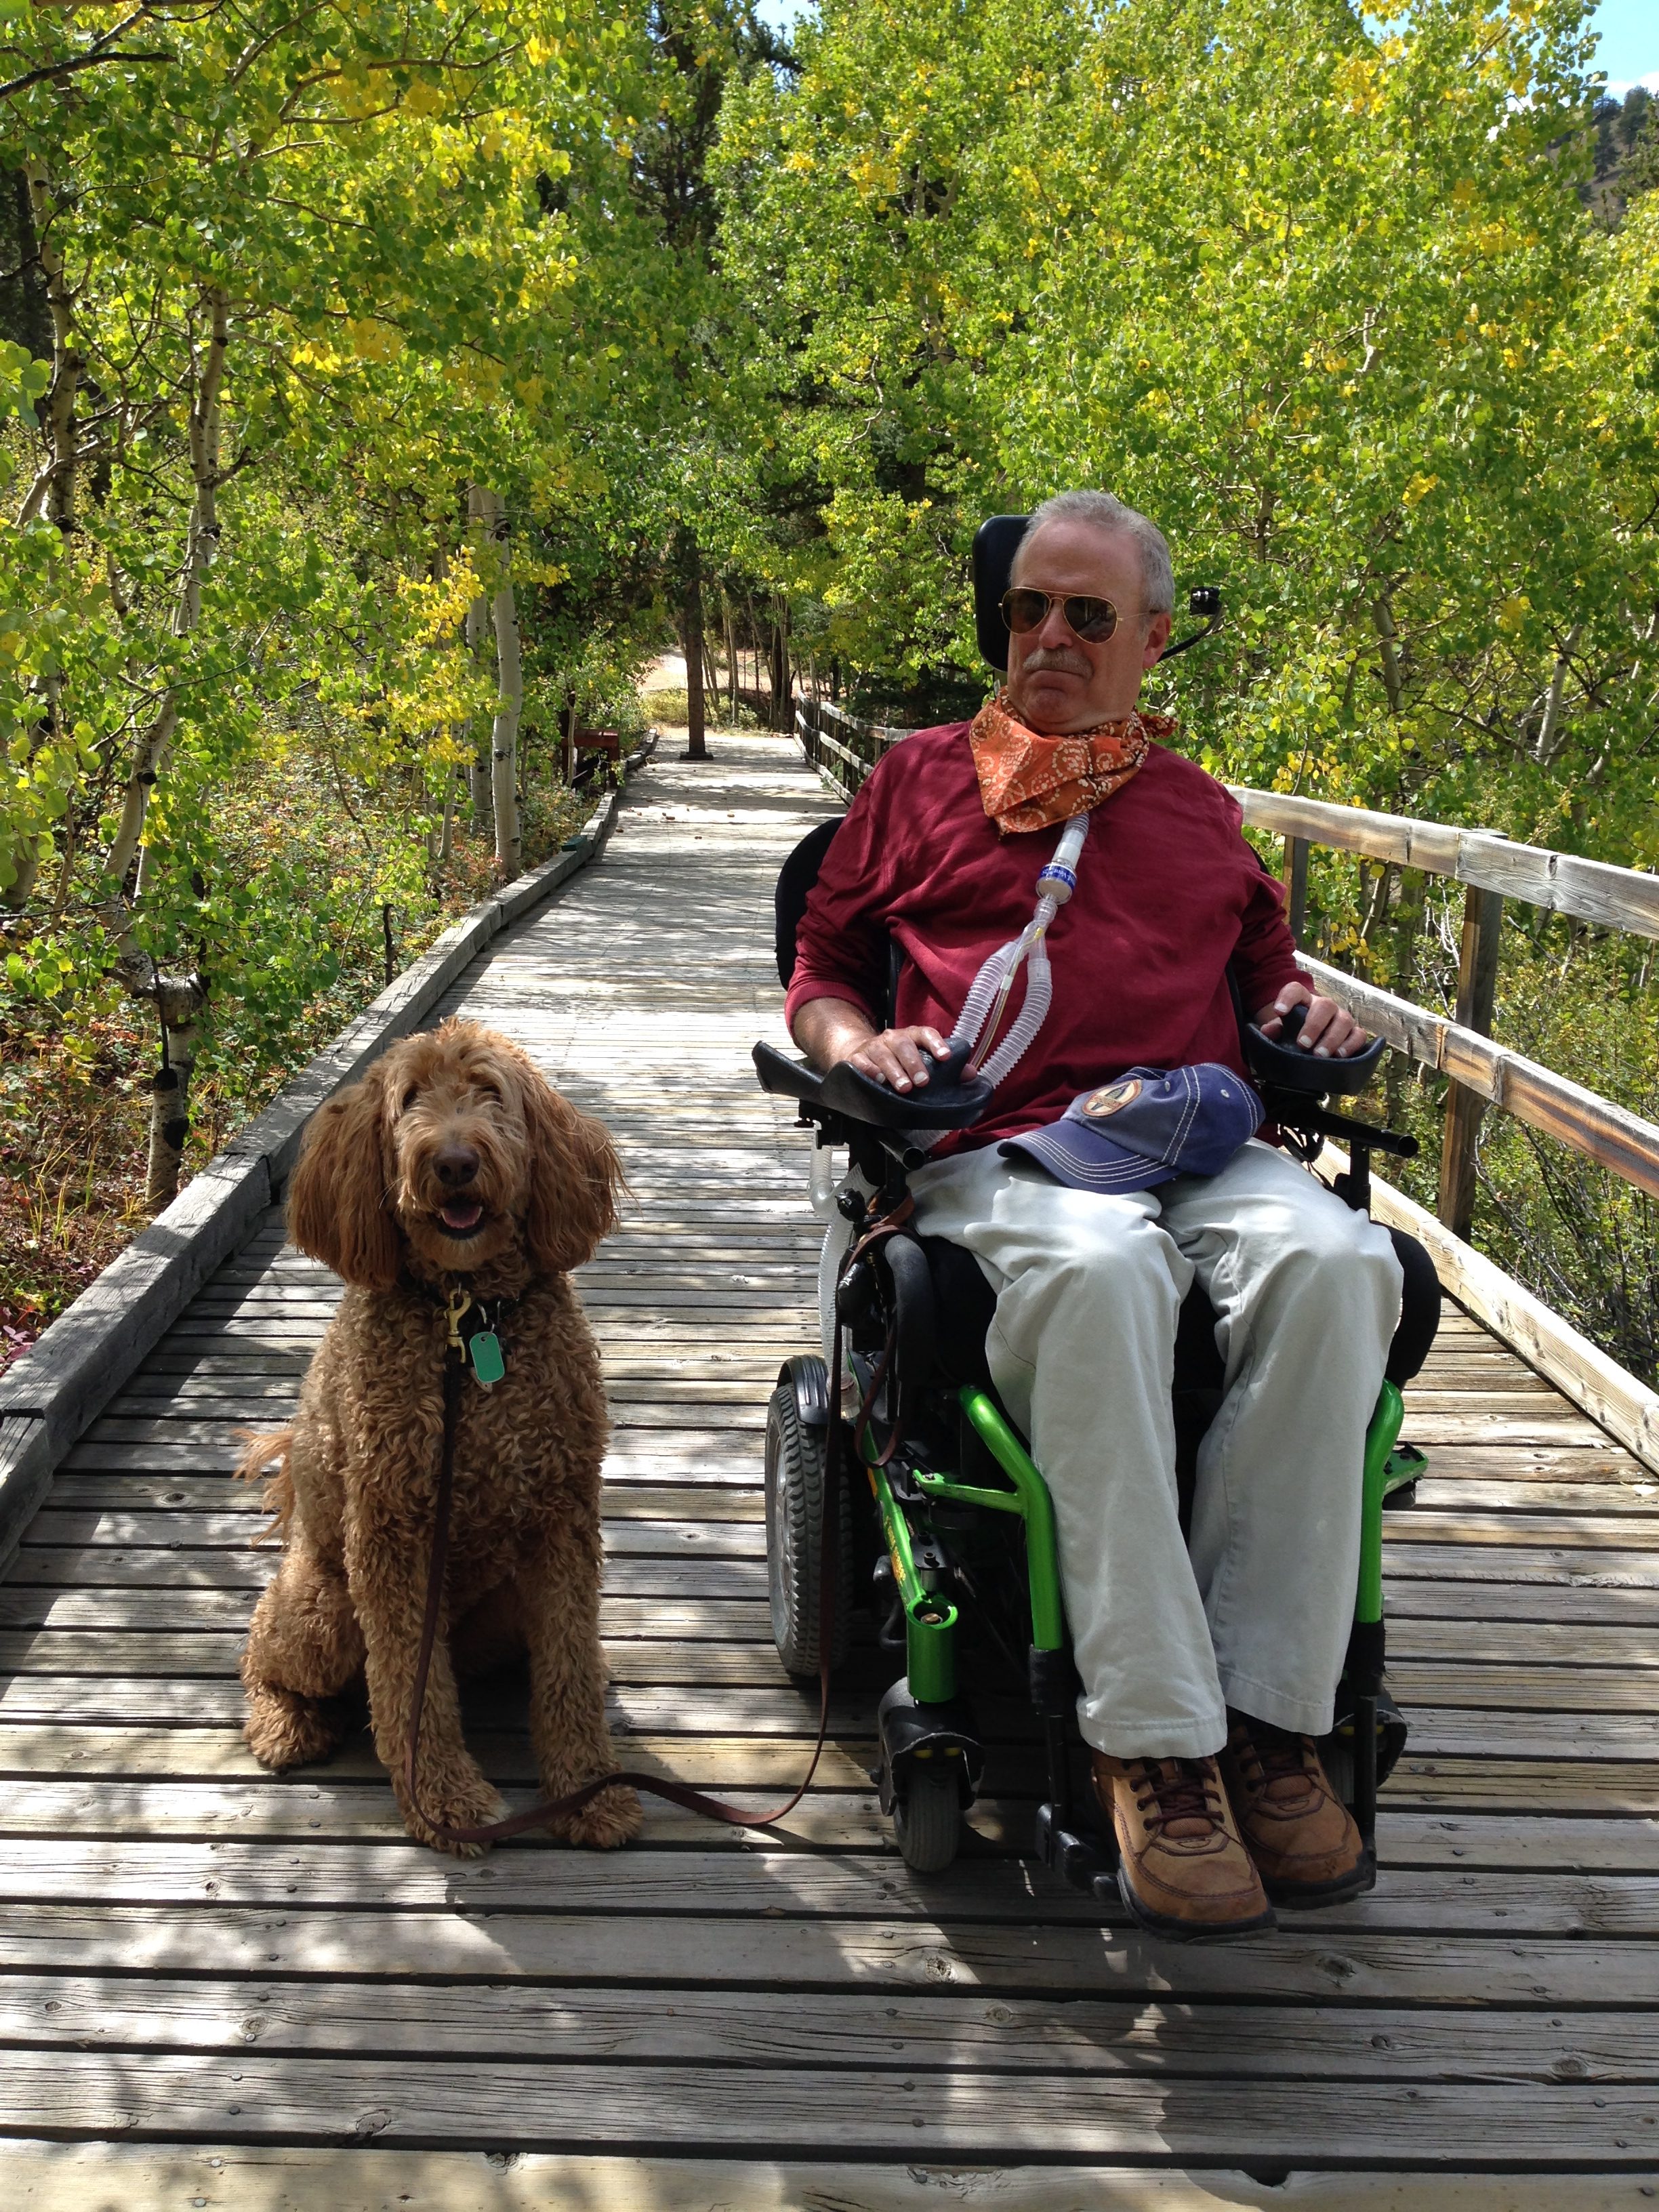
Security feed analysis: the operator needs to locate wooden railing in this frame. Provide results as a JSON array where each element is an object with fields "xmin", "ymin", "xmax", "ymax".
[
  {"xmin": 796, "ymin": 698, "xmax": 912, "ymax": 792},
  {"xmin": 792, "ymin": 703, "xmax": 1659, "ymax": 1462},
  {"xmin": 1230, "ymin": 790, "xmax": 1659, "ymax": 1242}
]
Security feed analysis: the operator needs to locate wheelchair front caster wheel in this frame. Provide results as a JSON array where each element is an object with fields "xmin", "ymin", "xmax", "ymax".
[{"xmin": 893, "ymin": 1765, "xmax": 962, "ymax": 1872}]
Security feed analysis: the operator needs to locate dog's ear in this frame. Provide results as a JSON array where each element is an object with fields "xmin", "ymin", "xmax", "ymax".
[
  {"xmin": 516, "ymin": 1059, "xmax": 622, "ymax": 1275},
  {"xmin": 287, "ymin": 1067, "xmax": 402, "ymax": 1290}
]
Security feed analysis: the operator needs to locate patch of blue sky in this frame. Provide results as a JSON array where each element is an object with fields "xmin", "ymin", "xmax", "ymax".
[{"xmin": 1588, "ymin": 0, "xmax": 1658, "ymax": 93}]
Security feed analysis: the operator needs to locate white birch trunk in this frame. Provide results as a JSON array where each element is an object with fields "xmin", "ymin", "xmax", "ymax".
[
  {"xmin": 1532, "ymin": 625, "xmax": 1583, "ymax": 768},
  {"xmin": 17, "ymin": 161, "xmax": 80, "ymax": 533},
  {"xmin": 104, "ymin": 285, "xmax": 227, "ymax": 1210},
  {"xmin": 487, "ymin": 493, "xmax": 523, "ymax": 881},
  {"xmin": 4, "ymin": 167, "xmax": 79, "ymax": 902},
  {"xmin": 105, "ymin": 288, "xmax": 229, "ymax": 890},
  {"xmin": 1371, "ymin": 594, "xmax": 1404, "ymax": 715},
  {"xmin": 464, "ymin": 485, "xmax": 493, "ymax": 830}
]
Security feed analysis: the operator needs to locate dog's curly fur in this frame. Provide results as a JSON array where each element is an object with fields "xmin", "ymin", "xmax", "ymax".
[{"xmin": 236, "ymin": 1017, "xmax": 640, "ymax": 1856}]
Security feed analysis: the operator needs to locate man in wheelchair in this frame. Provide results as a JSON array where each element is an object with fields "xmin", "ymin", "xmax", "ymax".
[{"xmin": 782, "ymin": 491, "xmax": 1408, "ymax": 1942}]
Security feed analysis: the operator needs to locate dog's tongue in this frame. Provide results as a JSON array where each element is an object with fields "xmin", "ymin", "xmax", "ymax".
[{"xmin": 440, "ymin": 1201, "xmax": 483, "ymax": 1232}]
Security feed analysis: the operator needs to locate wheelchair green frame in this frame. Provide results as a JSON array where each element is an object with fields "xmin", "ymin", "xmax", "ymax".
[{"xmin": 860, "ymin": 1374, "xmax": 1420, "ymax": 1847}]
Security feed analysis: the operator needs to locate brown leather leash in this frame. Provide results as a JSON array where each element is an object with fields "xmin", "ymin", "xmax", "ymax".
[{"xmin": 404, "ymin": 1203, "xmax": 918, "ymax": 1847}]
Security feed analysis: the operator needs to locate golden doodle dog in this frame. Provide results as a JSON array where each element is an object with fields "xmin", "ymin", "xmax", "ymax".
[{"xmin": 237, "ymin": 1017, "xmax": 640, "ymax": 1856}]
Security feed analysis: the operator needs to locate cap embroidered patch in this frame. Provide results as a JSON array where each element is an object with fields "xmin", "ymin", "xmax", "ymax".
[
  {"xmin": 1082, "ymin": 1078, "xmax": 1143, "ymax": 1119},
  {"xmin": 1000, "ymin": 1063, "xmax": 1263, "ymax": 1195}
]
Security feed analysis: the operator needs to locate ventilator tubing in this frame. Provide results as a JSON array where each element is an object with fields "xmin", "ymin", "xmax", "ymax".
[{"xmin": 952, "ymin": 812, "xmax": 1089, "ymax": 1088}]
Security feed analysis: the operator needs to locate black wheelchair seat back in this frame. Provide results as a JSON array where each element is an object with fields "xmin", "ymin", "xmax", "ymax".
[{"xmin": 776, "ymin": 816, "xmax": 845, "ymax": 991}]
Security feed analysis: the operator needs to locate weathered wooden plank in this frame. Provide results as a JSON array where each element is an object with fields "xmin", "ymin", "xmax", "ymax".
[
  {"xmin": 13, "ymin": 1619, "xmax": 1659, "ymax": 1716},
  {"xmin": 1386, "ymin": 1757, "xmax": 1659, "ymax": 1811},
  {"xmin": 0, "ymin": 1911, "xmax": 1656, "ymax": 2007},
  {"xmin": 2, "ymin": 1774, "xmax": 1653, "ymax": 1872},
  {"xmin": 0, "ymin": 1724, "xmax": 887, "ymax": 1789},
  {"xmin": 4, "ymin": 1838, "xmax": 1659, "ymax": 1943},
  {"xmin": 1416, "ymin": 1481, "xmax": 1659, "ymax": 1515},
  {"xmin": 19, "ymin": 1533, "xmax": 1659, "ymax": 1598},
  {"xmin": 0, "ymin": 1622, "xmax": 785, "ymax": 1678},
  {"xmin": 0, "ymin": 2149, "xmax": 1642, "ymax": 2212},
  {"xmin": 1382, "ymin": 1578, "xmax": 1659, "ymax": 1624},
  {"xmin": 22, "ymin": 1509, "xmax": 769, "ymax": 1557},
  {"xmin": 0, "ymin": 1776, "xmax": 899, "ymax": 1847},
  {"xmin": 9, "ymin": 1610, "xmax": 1658, "ymax": 1679},
  {"xmin": 11, "ymin": 1713, "xmax": 1659, "ymax": 1814},
  {"xmin": 13, "ymin": 1574, "xmax": 1659, "ymax": 1645},
  {"xmin": 1380, "ymin": 1511, "xmax": 1659, "ymax": 1549},
  {"xmin": 4, "ymin": 1670, "xmax": 1654, "ymax": 1761},
  {"xmin": 7, "ymin": 1549, "xmax": 769, "ymax": 1595},
  {"xmin": 44, "ymin": 1476, "xmax": 768, "ymax": 1524},
  {"xmin": 1233, "ymin": 785, "xmax": 1659, "ymax": 939},
  {"xmin": 5, "ymin": 1973, "xmax": 1658, "ymax": 2085},
  {"xmin": 3, "ymin": 1552, "xmax": 768, "ymax": 1599}
]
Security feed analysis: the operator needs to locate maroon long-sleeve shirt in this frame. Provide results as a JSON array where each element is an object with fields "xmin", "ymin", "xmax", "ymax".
[{"xmin": 785, "ymin": 720, "xmax": 1310, "ymax": 1155}]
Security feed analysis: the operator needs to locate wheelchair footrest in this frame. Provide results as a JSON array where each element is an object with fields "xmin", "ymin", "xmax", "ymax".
[{"xmin": 1035, "ymin": 1801, "xmax": 1115, "ymax": 1895}]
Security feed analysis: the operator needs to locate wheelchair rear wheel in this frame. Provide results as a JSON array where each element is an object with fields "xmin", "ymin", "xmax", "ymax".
[
  {"xmin": 765, "ymin": 1374, "xmax": 852, "ymax": 1679},
  {"xmin": 893, "ymin": 1764, "xmax": 963, "ymax": 1873}
]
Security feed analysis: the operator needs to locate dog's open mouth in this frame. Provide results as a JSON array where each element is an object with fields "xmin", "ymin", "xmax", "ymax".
[{"xmin": 436, "ymin": 1200, "xmax": 487, "ymax": 1238}]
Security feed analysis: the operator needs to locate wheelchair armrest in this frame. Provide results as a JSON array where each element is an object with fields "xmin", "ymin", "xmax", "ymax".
[
  {"xmin": 752, "ymin": 1038, "xmax": 993, "ymax": 1130},
  {"xmin": 1244, "ymin": 1002, "xmax": 1386, "ymax": 1098},
  {"xmin": 819, "ymin": 1039, "xmax": 993, "ymax": 1130},
  {"xmin": 753, "ymin": 1040, "xmax": 828, "ymax": 1108}
]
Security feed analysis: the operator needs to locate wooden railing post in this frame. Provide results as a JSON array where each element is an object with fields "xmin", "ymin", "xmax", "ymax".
[
  {"xmin": 1437, "ymin": 884, "xmax": 1504, "ymax": 1238},
  {"xmin": 1282, "ymin": 835, "xmax": 1310, "ymax": 944}
]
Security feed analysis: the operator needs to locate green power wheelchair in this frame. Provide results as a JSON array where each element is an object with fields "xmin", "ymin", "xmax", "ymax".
[{"xmin": 750, "ymin": 524, "xmax": 1441, "ymax": 1893}]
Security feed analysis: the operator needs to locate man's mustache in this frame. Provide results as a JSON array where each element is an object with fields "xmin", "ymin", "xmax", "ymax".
[{"xmin": 1023, "ymin": 647, "xmax": 1093, "ymax": 677}]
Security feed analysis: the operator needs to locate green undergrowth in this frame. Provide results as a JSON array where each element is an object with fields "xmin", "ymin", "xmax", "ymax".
[{"xmin": 0, "ymin": 748, "xmax": 592, "ymax": 1370}]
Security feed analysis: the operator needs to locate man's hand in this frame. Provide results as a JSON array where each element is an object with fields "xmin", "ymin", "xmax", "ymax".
[
  {"xmin": 1253, "ymin": 981, "xmax": 1371, "ymax": 1060},
  {"xmin": 792, "ymin": 997, "xmax": 954, "ymax": 1094}
]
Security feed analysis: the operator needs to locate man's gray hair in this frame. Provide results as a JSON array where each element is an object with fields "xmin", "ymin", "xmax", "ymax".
[{"xmin": 1021, "ymin": 490, "xmax": 1174, "ymax": 619}]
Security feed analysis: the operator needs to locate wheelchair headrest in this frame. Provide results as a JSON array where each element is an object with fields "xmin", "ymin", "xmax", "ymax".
[{"xmin": 972, "ymin": 516, "xmax": 1029, "ymax": 672}]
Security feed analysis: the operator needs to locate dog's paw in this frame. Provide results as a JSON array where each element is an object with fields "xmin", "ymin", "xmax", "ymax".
[
  {"xmin": 556, "ymin": 1781, "xmax": 642, "ymax": 1851},
  {"xmin": 243, "ymin": 1685, "xmax": 342, "ymax": 1771},
  {"xmin": 397, "ymin": 1773, "xmax": 511, "ymax": 1858}
]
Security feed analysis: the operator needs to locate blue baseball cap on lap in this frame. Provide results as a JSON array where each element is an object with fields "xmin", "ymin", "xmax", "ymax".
[{"xmin": 1001, "ymin": 1064, "xmax": 1263, "ymax": 1193}]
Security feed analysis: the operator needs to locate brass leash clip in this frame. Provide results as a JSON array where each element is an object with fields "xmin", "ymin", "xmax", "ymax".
[{"xmin": 444, "ymin": 1288, "xmax": 473, "ymax": 1353}]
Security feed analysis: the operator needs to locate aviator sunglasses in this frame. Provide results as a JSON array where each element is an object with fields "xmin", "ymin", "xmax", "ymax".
[{"xmin": 1000, "ymin": 586, "xmax": 1120, "ymax": 644}]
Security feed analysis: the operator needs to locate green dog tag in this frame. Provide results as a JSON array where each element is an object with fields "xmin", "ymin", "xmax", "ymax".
[{"xmin": 469, "ymin": 1330, "xmax": 506, "ymax": 1387}]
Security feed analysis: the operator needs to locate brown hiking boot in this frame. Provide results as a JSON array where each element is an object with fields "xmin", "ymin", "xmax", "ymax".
[
  {"xmin": 1218, "ymin": 1711, "xmax": 1374, "ymax": 1908},
  {"xmin": 1091, "ymin": 1751, "xmax": 1275, "ymax": 1942}
]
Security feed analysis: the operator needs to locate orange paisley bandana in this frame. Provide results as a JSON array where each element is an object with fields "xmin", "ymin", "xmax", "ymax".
[{"xmin": 968, "ymin": 694, "xmax": 1172, "ymax": 836}]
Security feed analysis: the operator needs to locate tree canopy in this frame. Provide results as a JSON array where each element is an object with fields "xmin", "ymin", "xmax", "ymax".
[{"xmin": 2, "ymin": 0, "xmax": 1657, "ymax": 1355}]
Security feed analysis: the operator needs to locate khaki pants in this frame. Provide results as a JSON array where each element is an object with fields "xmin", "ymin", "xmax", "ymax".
[{"xmin": 823, "ymin": 1139, "xmax": 1402, "ymax": 1759}]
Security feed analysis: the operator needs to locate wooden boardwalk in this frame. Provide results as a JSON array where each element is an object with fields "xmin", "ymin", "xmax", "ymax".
[{"xmin": 3, "ymin": 733, "xmax": 1658, "ymax": 2203}]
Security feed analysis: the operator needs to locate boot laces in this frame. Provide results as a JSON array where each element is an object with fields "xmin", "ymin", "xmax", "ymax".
[
  {"xmin": 1236, "ymin": 1716, "xmax": 1316, "ymax": 1803},
  {"xmin": 1131, "ymin": 1757, "xmax": 1225, "ymax": 1841}
]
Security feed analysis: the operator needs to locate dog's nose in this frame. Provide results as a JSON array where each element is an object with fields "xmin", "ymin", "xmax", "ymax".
[{"xmin": 434, "ymin": 1144, "xmax": 480, "ymax": 1187}]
